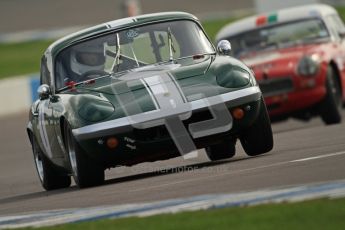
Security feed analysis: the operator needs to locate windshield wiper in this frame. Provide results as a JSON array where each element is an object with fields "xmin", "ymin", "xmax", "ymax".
[
  {"xmin": 167, "ymin": 27, "xmax": 176, "ymax": 62},
  {"xmin": 111, "ymin": 33, "xmax": 121, "ymax": 73},
  {"xmin": 130, "ymin": 44, "xmax": 139, "ymax": 67}
]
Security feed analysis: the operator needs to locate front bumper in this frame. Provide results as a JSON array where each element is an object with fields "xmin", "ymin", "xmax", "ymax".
[
  {"xmin": 265, "ymin": 85, "xmax": 326, "ymax": 117},
  {"xmin": 72, "ymin": 86, "xmax": 262, "ymax": 166},
  {"xmin": 257, "ymin": 62, "xmax": 328, "ymax": 117},
  {"xmin": 73, "ymin": 86, "xmax": 262, "ymax": 140}
]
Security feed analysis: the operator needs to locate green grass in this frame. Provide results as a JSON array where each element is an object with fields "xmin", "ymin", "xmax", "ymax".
[
  {"xmin": 21, "ymin": 198, "xmax": 345, "ymax": 230},
  {"xmin": 0, "ymin": 40, "xmax": 53, "ymax": 79},
  {"xmin": 336, "ymin": 6, "xmax": 345, "ymax": 21},
  {"xmin": 202, "ymin": 18, "xmax": 237, "ymax": 41}
]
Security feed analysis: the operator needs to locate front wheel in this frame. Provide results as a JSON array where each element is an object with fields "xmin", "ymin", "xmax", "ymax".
[
  {"xmin": 240, "ymin": 98, "xmax": 273, "ymax": 156},
  {"xmin": 64, "ymin": 123, "xmax": 104, "ymax": 188},
  {"xmin": 31, "ymin": 135, "xmax": 71, "ymax": 190},
  {"xmin": 319, "ymin": 67, "xmax": 342, "ymax": 125}
]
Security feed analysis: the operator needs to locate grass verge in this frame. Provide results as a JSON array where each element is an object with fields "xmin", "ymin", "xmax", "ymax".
[
  {"xmin": 0, "ymin": 40, "xmax": 53, "ymax": 79},
  {"xmin": 21, "ymin": 197, "xmax": 345, "ymax": 230},
  {"xmin": 202, "ymin": 18, "xmax": 237, "ymax": 41}
]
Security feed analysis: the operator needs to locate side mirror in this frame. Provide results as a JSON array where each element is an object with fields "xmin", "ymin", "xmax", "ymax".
[
  {"xmin": 217, "ymin": 40, "xmax": 232, "ymax": 56},
  {"xmin": 37, "ymin": 84, "xmax": 51, "ymax": 100}
]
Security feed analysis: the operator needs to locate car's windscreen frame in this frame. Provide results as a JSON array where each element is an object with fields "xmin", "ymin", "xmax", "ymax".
[{"xmin": 54, "ymin": 19, "xmax": 215, "ymax": 92}]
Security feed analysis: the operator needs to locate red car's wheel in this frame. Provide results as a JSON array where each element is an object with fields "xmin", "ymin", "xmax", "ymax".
[{"xmin": 319, "ymin": 66, "xmax": 342, "ymax": 125}]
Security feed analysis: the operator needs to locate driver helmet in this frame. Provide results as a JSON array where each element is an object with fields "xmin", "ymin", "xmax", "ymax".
[{"xmin": 70, "ymin": 42, "xmax": 105, "ymax": 75}]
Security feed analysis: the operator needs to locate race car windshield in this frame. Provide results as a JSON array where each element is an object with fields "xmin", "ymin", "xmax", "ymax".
[
  {"xmin": 226, "ymin": 18, "xmax": 330, "ymax": 57},
  {"xmin": 55, "ymin": 20, "xmax": 214, "ymax": 90}
]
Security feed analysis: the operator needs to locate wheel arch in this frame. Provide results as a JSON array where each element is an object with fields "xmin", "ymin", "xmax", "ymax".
[{"xmin": 60, "ymin": 116, "xmax": 67, "ymax": 148}]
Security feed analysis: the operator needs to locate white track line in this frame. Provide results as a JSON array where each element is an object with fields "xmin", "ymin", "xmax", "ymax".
[
  {"xmin": 130, "ymin": 151, "xmax": 345, "ymax": 192},
  {"xmin": 289, "ymin": 151, "xmax": 345, "ymax": 163}
]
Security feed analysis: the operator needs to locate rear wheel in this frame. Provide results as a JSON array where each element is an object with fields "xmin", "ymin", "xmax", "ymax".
[
  {"xmin": 319, "ymin": 67, "xmax": 342, "ymax": 125},
  {"xmin": 240, "ymin": 98, "xmax": 273, "ymax": 156},
  {"xmin": 31, "ymin": 136, "xmax": 71, "ymax": 190},
  {"xmin": 206, "ymin": 140, "xmax": 236, "ymax": 161},
  {"xmin": 64, "ymin": 123, "xmax": 104, "ymax": 188}
]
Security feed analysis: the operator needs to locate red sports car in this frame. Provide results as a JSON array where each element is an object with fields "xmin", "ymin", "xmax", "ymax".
[{"xmin": 216, "ymin": 4, "xmax": 345, "ymax": 124}]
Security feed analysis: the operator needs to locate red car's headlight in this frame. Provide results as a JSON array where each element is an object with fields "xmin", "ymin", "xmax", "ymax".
[{"xmin": 297, "ymin": 55, "xmax": 321, "ymax": 76}]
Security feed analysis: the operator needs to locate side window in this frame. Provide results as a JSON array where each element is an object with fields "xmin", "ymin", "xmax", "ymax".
[{"xmin": 40, "ymin": 56, "xmax": 51, "ymax": 85}]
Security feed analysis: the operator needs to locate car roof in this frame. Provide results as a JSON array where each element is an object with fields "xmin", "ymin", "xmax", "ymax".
[
  {"xmin": 46, "ymin": 11, "xmax": 198, "ymax": 58},
  {"xmin": 216, "ymin": 4, "xmax": 337, "ymax": 41}
]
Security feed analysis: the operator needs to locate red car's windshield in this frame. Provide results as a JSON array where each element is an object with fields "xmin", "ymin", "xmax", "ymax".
[{"xmin": 225, "ymin": 18, "xmax": 330, "ymax": 57}]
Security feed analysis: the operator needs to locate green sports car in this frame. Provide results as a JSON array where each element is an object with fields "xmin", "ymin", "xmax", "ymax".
[{"xmin": 27, "ymin": 12, "xmax": 273, "ymax": 190}]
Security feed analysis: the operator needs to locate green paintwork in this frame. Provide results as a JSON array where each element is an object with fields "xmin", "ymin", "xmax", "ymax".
[{"xmin": 59, "ymin": 55, "xmax": 253, "ymax": 126}]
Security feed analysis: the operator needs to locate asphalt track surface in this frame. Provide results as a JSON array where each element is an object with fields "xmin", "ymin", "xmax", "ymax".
[{"xmin": 0, "ymin": 110, "xmax": 344, "ymax": 216}]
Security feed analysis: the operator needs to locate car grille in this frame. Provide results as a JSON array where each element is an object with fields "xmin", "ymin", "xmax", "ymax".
[
  {"xmin": 133, "ymin": 109, "xmax": 214, "ymax": 141},
  {"xmin": 258, "ymin": 77, "xmax": 294, "ymax": 97}
]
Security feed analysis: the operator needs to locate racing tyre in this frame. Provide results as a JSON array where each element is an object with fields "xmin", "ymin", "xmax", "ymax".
[
  {"xmin": 240, "ymin": 98, "xmax": 273, "ymax": 156},
  {"xmin": 64, "ymin": 123, "xmax": 104, "ymax": 188},
  {"xmin": 319, "ymin": 67, "xmax": 342, "ymax": 125},
  {"xmin": 205, "ymin": 140, "xmax": 236, "ymax": 161},
  {"xmin": 31, "ymin": 135, "xmax": 71, "ymax": 190}
]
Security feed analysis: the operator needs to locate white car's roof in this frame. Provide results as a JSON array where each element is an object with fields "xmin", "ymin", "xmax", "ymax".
[{"xmin": 216, "ymin": 4, "xmax": 337, "ymax": 41}]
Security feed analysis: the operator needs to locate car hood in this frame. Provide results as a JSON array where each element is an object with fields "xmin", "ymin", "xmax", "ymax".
[
  {"xmin": 240, "ymin": 44, "xmax": 324, "ymax": 67},
  {"xmin": 64, "ymin": 54, "xmax": 254, "ymax": 122},
  {"xmin": 69, "ymin": 57, "xmax": 217, "ymax": 117},
  {"xmin": 237, "ymin": 43, "xmax": 331, "ymax": 80},
  {"xmin": 76, "ymin": 57, "xmax": 212, "ymax": 95}
]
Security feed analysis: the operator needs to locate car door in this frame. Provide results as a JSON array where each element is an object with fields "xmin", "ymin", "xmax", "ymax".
[
  {"xmin": 36, "ymin": 97, "xmax": 54, "ymax": 159},
  {"xmin": 34, "ymin": 57, "xmax": 65, "ymax": 163}
]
